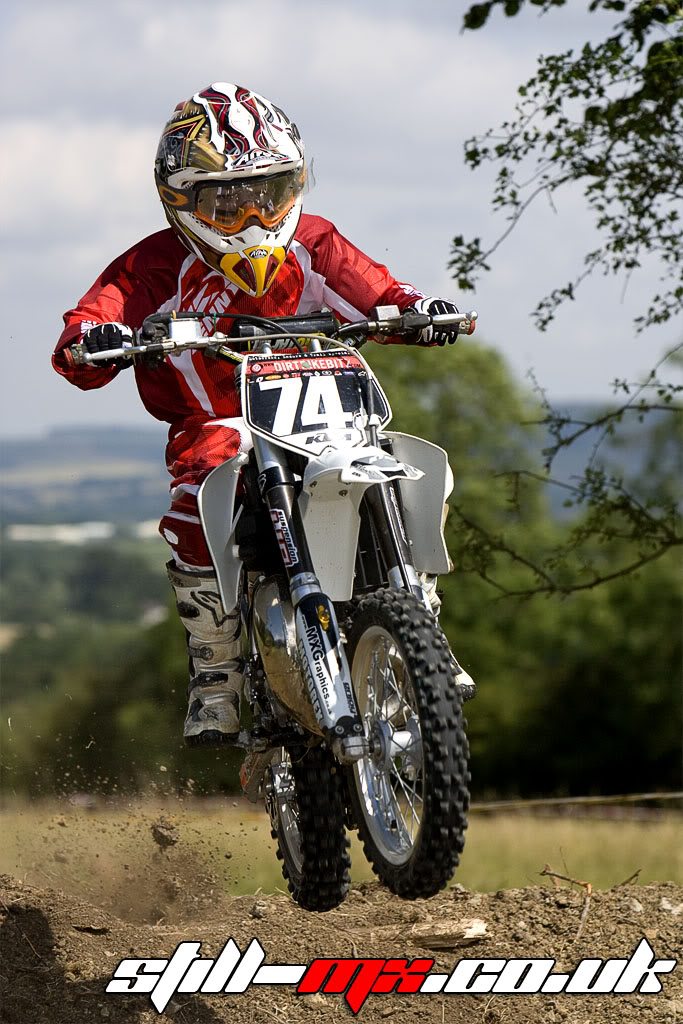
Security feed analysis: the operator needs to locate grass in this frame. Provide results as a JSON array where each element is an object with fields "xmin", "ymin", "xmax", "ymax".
[{"xmin": 1, "ymin": 799, "xmax": 680, "ymax": 909}]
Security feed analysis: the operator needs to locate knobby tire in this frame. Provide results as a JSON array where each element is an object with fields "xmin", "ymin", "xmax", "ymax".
[
  {"xmin": 271, "ymin": 743, "xmax": 351, "ymax": 912},
  {"xmin": 346, "ymin": 587, "xmax": 470, "ymax": 898}
]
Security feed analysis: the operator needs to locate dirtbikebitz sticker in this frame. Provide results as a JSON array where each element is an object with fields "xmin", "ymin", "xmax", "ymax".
[{"xmin": 105, "ymin": 936, "xmax": 677, "ymax": 1015}]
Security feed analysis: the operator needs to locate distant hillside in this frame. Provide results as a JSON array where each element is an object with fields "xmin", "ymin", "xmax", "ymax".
[
  {"xmin": 0, "ymin": 409, "xmax": 672, "ymax": 525},
  {"xmin": 0, "ymin": 424, "xmax": 168, "ymax": 471},
  {"xmin": 0, "ymin": 426, "xmax": 169, "ymax": 524}
]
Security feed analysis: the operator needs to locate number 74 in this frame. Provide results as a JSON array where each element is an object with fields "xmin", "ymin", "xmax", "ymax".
[{"xmin": 259, "ymin": 376, "xmax": 348, "ymax": 435}]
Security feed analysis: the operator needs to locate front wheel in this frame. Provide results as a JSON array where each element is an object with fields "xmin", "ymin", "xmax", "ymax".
[
  {"xmin": 267, "ymin": 743, "xmax": 351, "ymax": 911},
  {"xmin": 346, "ymin": 588, "xmax": 470, "ymax": 898}
]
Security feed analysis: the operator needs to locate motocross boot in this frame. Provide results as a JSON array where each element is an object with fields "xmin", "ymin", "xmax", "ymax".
[
  {"xmin": 422, "ymin": 573, "xmax": 477, "ymax": 702},
  {"xmin": 167, "ymin": 561, "xmax": 243, "ymax": 746}
]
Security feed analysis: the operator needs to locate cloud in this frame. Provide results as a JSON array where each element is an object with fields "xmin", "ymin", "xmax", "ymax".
[
  {"xmin": 0, "ymin": 118, "xmax": 158, "ymax": 235},
  {"xmin": 1, "ymin": 0, "xmax": 675, "ymax": 437}
]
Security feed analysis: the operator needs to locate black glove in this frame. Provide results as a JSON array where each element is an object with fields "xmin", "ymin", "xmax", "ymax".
[
  {"xmin": 78, "ymin": 322, "xmax": 134, "ymax": 369},
  {"xmin": 406, "ymin": 297, "xmax": 460, "ymax": 346}
]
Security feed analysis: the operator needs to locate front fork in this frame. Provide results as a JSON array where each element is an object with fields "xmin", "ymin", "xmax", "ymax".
[
  {"xmin": 253, "ymin": 433, "xmax": 367, "ymax": 764},
  {"xmin": 363, "ymin": 480, "xmax": 431, "ymax": 609},
  {"xmin": 362, "ymin": 419, "xmax": 430, "ymax": 610}
]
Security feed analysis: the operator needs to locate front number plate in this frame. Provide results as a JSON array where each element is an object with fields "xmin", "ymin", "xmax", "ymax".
[{"xmin": 242, "ymin": 349, "xmax": 390, "ymax": 456}]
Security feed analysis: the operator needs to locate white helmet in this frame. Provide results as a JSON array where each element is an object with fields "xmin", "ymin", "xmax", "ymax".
[{"xmin": 155, "ymin": 83, "xmax": 305, "ymax": 296}]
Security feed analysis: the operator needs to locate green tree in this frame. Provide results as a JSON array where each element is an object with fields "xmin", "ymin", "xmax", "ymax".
[
  {"xmin": 515, "ymin": 549, "xmax": 682, "ymax": 795},
  {"xmin": 0, "ymin": 540, "xmax": 168, "ymax": 629},
  {"xmin": 1, "ymin": 608, "xmax": 243, "ymax": 796},
  {"xmin": 367, "ymin": 341, "xmax": 681, "ymax": 795},
  {"xmin": 447, "ymin": 0, "xmax": 683, "ymax": 594}
]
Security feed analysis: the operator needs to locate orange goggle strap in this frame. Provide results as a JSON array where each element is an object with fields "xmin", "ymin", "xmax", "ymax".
[{"xmin": 155, "ymin": 173, "xmax": 195, "ymax": 210}]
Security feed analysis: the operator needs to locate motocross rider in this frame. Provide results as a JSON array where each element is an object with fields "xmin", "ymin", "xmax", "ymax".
[{"xmin": 53, "ymin": 82, "xmax": 474, "ymax": 747}]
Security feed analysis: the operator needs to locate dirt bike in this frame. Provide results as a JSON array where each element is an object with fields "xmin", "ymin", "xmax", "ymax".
[{"xmin": 72, "ymin": 305, "xmax": 477, "ymax": 911}]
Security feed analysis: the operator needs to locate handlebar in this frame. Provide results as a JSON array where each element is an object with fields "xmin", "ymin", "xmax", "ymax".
[{"xmin": 68, "ymin": 306, "xmax": 478, "ymax": 365}]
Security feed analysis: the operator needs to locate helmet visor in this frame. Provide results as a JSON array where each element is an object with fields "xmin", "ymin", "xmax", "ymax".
[{"xmin": 194, "ymin": 168, "xmax": 305, "ymax": 234}]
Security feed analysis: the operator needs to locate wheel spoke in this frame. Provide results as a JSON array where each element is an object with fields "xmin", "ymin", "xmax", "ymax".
[
  {"xmin": 382, "ymin": 661, "xmax": 412, "ymax": 720},
  {"xmin": 391, "ymin": 766, "xmax": 422, "ymax": 833},
  {"xmin": 384, "ymin": 771, "xmax": 412, "ymax": 847},
  {"xmin": 268, "ymin": 752, "xmax": 304, "ymax": 873},
  {"xmin": 394, "ymin": 769, "xmax": 423, "ymax": 807},
  {"xmin": 376, "ymin": 767, "xmax": 400, "ymax": 831},
  {"xmin": 351, "ymin": 622, "xmax": 431, "ymax": 863}
]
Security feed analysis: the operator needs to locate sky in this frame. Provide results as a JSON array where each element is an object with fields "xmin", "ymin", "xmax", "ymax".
[{"xmin": 1, "ymin": 0, "xmax": 679, "ymax": 438}]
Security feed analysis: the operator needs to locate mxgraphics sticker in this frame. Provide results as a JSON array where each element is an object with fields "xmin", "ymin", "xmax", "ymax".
[
  {"xmin": 105, "ymin": 938, "xmax": 677, "ymax": 1015},
  {"xmin": 297, "ymin": 638, "xmax": 324, "ymax": 721},
  {"xmin": 295, "ymin": 622, "xmax": 338, "ymax": 729},
  {"xmin": 269, "ymin": 507, "xmax": 299, "ymax": 566},
  {"xmin": 294, "ymin": 598, "xmax": 359, "ymax": 733},
  {"xmin": 297, "ymin": 621, "xmax": 337, "ymax": 723}
]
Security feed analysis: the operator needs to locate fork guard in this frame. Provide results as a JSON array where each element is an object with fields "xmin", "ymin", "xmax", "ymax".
[{"xmin": 298, "ymin": 434, "xmax": 453, "ymax": 601}]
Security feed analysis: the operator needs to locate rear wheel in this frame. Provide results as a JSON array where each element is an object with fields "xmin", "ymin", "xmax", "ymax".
[
  {"xmin": 267, "ymin": 743, "xmax": 351, "ymax": 911},
  {"xmin": 346, "ymin": 588, "xmax": 469, "ymax": 898}
]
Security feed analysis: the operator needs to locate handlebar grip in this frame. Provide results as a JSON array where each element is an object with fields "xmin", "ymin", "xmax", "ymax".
[
  {"xmin": 432, "ymin": 311, "xmax": 477, "ymax": 336},
  {"xmin": 69, "ymin": 344, "xmax": 133, "ymax": 364}
]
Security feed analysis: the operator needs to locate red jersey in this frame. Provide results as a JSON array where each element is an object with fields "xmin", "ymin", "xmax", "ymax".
[{"xmin": 53, "ymin": 214, "xmax": 426, "ymax": 428}]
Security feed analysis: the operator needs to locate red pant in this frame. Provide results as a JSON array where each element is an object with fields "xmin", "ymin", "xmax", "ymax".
[{"xmin": 159, "ymin": 416, "xmax": 252, "ymax": 569}]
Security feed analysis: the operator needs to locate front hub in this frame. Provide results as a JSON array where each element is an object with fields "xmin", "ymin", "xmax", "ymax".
[{"xmin": 369, "ymin": 715, "xmax": 422, "ymax": 776}]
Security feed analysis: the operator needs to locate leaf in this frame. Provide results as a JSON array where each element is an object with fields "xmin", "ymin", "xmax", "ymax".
[
  {"xmin": 454, "ymin": 2, "xmax": 682, "ymax": 331},
  {"xmin": 463, "ymin": 2, "xmax": 494, "ymax": 30}
]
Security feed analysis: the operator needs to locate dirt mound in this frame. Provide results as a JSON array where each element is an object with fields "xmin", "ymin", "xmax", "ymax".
[{"xmin": 1, "ymin": 872, "xmax": 681, "ymax": 1024}]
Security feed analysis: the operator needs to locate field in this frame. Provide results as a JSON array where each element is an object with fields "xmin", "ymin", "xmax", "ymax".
[{"xmin": 1, "ymin": 800, "xmax": 681, "ymax": 916}]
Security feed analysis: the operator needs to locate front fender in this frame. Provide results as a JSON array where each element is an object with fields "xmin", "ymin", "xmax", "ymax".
[{"xmin": 384, "ymin": 431, "xmax": 453, "ymax": 575}]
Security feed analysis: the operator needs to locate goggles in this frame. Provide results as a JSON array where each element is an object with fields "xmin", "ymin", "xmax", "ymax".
[
  {"xmin": 195, "ymin": 170, "xmax": 303, "ymax": 233},
  {"xmin": 164, "ymin": 168, "xmax": 307, "ymax": 235}
]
